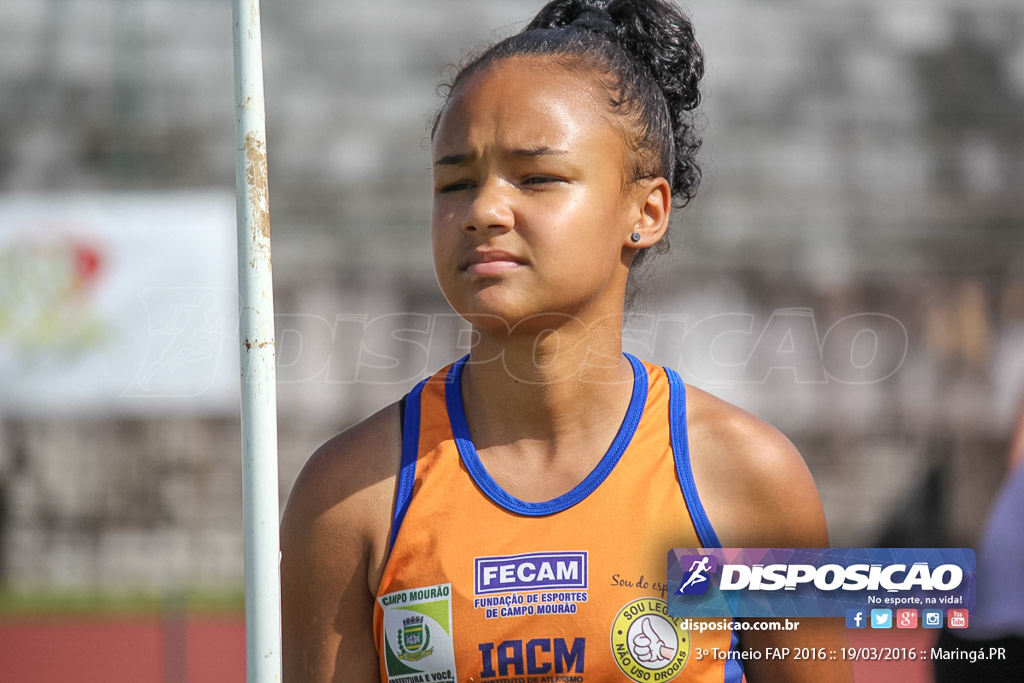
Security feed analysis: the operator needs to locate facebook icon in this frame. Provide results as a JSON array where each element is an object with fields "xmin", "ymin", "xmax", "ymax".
[{"xmin": 846, "ymin": 609, "xmax": 866, "ymax": 629}]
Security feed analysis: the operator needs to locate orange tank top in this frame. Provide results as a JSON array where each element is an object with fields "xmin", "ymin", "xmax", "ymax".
[{"xmin": 374, "ymin": 355, "xmax": 742, "ymax": 683}]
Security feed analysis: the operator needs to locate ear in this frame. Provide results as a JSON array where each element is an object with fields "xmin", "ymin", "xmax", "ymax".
[{"xmin": 623, "ymin": 177, "xmax": 671, "ymax": 249}]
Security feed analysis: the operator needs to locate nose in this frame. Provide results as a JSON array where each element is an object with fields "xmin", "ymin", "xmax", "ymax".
[{"xmin": 462, "ymin": 178, "xmax": 514, "ymax": 234}]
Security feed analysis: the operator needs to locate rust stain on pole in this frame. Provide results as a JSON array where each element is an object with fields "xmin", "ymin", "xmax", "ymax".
[
  {"xmin": 243, "ymin": 337, "xmax": 275, "ymax": 351},
  {"xmin": 244, "ymin": 131, "xmax": 271, "ymax": 247}
]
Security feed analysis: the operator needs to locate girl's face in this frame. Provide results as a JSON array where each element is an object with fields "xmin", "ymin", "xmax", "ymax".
[{"xmin": 430, "ymin": 56, "xmax": 665, "ymax": 335}]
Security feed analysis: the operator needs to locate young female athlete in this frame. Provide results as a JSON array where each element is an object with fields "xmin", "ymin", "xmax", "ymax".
[{"xmin": 281, "ymin": 1, "xmax": 853, "ymax": 681}]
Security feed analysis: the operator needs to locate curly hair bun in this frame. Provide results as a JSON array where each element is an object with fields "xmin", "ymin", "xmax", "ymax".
[{"xmin": 525, "ymin": 0, "xmax": 705, "ymax": 205}]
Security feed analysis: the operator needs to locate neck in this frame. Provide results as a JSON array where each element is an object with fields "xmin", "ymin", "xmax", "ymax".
[{"xmin": 460, "ymin": 316, "xmax": 635, "ymax": 450}]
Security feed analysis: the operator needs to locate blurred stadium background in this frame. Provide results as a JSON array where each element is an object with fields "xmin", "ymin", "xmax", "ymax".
[{"xmin": 0, "ymin": 0, "xmax": 1022, "ymax": 680}]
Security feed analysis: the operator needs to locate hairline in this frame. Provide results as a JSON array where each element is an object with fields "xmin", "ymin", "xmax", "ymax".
[{"xmin": 432, "ymin": 53, "xmax": 667, "ymax": 201}]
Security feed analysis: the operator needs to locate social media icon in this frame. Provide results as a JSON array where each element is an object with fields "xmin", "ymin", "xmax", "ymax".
[
  {"xmin": 896, "ymin": 609, "xmax": 917, "ymax": 629},
  {"xmin": 948, "ymin": 610, "xmax": 969, "ymax": 629},
  {"xmin": 846, "ymin": 609, "xmax": 866, "ymax": 629},
  {"xmin": 923, "ymin": 610, "xmax": 943, "ymax": 628},
  {"xmin": 871, "ymin": 609, "xmax": 892, "ymax": 629}
]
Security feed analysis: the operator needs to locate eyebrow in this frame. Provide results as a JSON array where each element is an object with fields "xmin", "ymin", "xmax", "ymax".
[{"xmin": 433, "ymin": 146, "xmax": 569, "ymax": 167}]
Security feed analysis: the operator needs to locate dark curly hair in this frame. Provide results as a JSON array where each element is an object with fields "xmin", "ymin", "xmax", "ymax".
[{"xmin": 435, "ymin": 0, "xmax": 705, "ymax": 263}]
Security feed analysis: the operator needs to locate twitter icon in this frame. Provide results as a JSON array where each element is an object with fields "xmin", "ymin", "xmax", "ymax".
[{"xmin": 871, "ymin": 609, "xmax": 892, "ymax": 629}]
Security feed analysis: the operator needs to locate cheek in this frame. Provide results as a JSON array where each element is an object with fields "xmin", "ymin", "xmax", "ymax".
[
  {"xmin": 430, "ymin": 206, "xmax": 455, "ymax": 253},
  {"xmin": 430, "ymin": 232, "xmax": 452, "ymax": 281},
  {"xmin": 555, "ymin": 201, "xmax": 626, "ymax": 260},
  {"xmin": 430, "ymin": 212, "xmax": 466, "ymax": 301},
  {"xmin": 431, "ymin": 190, "xmax": 466, "ymax": 226}
]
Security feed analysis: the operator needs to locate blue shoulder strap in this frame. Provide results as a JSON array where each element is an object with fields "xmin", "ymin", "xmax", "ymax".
[
  {"xmin": 388, "ymin": 377, "xmax": 427, "ymax": 552},
  {"xmin": 664, "ymin": 366, "xmax": 722, "ymax": 549},
  {"xmin": 666, "ymin": 368, "xmax": 743, "ymax": 682}
]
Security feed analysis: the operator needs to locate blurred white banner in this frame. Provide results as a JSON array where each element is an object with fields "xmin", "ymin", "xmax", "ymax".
[{"xmin": 0, "ymin": 191, "xmax": 239, "ymax": 415}]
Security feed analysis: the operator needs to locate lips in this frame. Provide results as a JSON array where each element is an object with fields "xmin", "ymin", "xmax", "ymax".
[{"xmin": 461, "ymin": 249, "xmax": 526, "ymax": 276}]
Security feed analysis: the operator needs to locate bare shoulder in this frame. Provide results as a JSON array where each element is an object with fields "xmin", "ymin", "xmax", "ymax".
[
  {"xmin": 683, "ymin": 383, "xmax": 828, "ymax": 548},
  {"xmin": 282, "ymin": 401, "xmax": 402, "ymax": 577},
  {"xmin": 684, "ymin": 386, "xmax": 851, "ymax": 681},
  {"xmin": 280, "ymin": 401, "xmax": 402, "ymax": 683}
]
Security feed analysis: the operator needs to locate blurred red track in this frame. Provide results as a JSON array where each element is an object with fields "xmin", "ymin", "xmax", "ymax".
[
  {"xmin": 0, "ymin": 617, "xmax": 936, "ymax": 682},
  {"xmin": 0, "ymin": 616, "xmax": 244, "ymax": 683}
]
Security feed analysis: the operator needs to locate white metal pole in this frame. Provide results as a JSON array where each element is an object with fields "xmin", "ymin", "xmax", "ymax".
[{"xmin": 231, "ymin": 0, "xmax": 282, "ymax": 681}]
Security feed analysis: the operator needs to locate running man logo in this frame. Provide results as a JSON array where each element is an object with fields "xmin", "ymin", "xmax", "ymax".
[
  {"xmin": 667, "ymin": 548, "xmax": 976, "ymax": 619},
  {"xmin": 676, "ymin": 555, "xmax": 717, "ymax": 596}
]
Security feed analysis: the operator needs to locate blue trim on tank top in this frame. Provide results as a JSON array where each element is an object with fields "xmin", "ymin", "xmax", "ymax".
[
  {"xmin": 389, "ymin": 376, "xmax": 427, "ymax": 551},
  {"xmin": 392, "ymin": 360, "xmax": 734, "ymax": 673},
  {"xmin": 664, "ymin": 367, "xmax": 735, "ymax": 677},
  {"xmin": 664, "ymin": 366, "xmax": 722, "ymax": 549},
  {"xmin": 445, "ymin": 353, "xmax": 648, "ymax": 516},
  {"xmin": 724, "ymin": 629, "xmax": 744, "ymax": 683}
]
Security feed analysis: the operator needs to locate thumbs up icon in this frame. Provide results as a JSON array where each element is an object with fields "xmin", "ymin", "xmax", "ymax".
[{"xmin": 630, "ymin": 616, "xmax": 676, "ymax": 663}]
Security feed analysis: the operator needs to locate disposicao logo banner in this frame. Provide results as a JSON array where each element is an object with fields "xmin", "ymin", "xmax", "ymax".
[{"xmin": 667, "ymin": 548, "xmax": 975, "ymax": 618}]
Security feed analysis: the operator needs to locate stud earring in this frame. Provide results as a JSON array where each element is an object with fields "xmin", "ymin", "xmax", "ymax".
[{"xmin": 630, "ymin": 232, "xmax": 642, "ymax": 243}]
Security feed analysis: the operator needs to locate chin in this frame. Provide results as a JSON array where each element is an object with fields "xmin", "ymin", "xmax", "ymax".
[{"xmin": 443, "ymin": 285, "xmax": 600, "ymax": 337}]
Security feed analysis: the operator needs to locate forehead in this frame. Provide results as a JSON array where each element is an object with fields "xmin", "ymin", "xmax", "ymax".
[{"xmin": 433, "ymin": 56, "xmax": 625, "ymax": 157}]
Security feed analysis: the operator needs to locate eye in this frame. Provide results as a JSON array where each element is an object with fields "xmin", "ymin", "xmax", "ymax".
[
  {"xmin": 522, "ymin": 175, "xmax": 564, "ymax": 187},
  {"xmin": 437, "ymin": 180, "xmax": 474, "ymax": 193}
]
